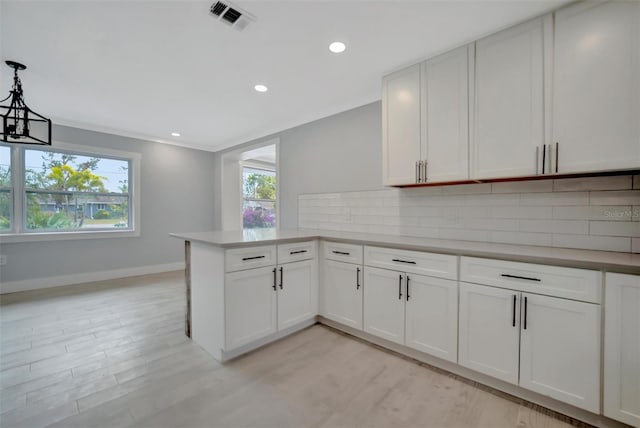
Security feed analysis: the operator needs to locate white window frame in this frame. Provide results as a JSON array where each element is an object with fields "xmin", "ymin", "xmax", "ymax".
[{"xmin": 0, "ymin": 141, "xmax": 141, "ymax": 243}]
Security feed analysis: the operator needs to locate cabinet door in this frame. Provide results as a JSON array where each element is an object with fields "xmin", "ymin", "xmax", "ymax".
[
  {"xmin": 519, "ymin": 293, "xmax": 600, "ymax": 413},
  {"xmin": 459, "ymin": 282, "xmax": 520, "ymax": 384},
  {"xmin": 382, "ymin": 64, "xmax": 422, "ymax": 186},
  {"xmin": 278, "ymin": 259, "xmax": 317, "ymax": 331},
  {"xmin": 363, "ymin": 266, "xmax": 405, "ymax": 345},
  {"xmin": 405, "ymin": 274, "xmax": 458, "ymax": 362},
  {"xmin": 472, "ymin": 17, "xmax": 550, "ymax": 179},
  {"xmin": 553, "ymin": 1, "xmax": 640, "ymax": 173},
  {"xmin": 604, "ymin": 273, "xmax": 640, "ymax": 426},
  {"xmin": 225, "ymin": 266, "xmax": 277, "ymax": 350},
  {"xmin": 422, "ymin": 44, "xmax": 471, "ymax": 183},
  {"xmin": 322, "ymin": 260, "xmax": 363, "ymax": 330}
]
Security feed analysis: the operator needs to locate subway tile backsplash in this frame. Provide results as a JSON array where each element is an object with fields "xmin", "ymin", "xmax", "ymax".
[{"xmin": 298, "ymin": 175, "xmax": 640, "ymax": 253}]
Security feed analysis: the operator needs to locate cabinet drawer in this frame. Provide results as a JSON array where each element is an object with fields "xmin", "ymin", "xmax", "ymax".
[
  {"xmin": 225, "ymin": 245, "xmax": 276, "ymax": 273},
  {"xmin": 323, "ymin": 241, "xmax": 363, "ymax": 265},
  {"xmin": 364, "ymin": 246, "xmax": 457, "ymax": 280},
  {"xmin": 277, "ymin": 240, "xmax": 316, "ymax": 264},
  {"xmin": 460, "ymin": 257, "xmax": 601, "ymax": 303}
]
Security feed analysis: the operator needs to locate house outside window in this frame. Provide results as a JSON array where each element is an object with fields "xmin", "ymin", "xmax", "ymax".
[
  {"xmin": 0, "ymin": 142, "xmax": 140, "ymax": 242},
  {"xmin": 242, "ymin": 166, "xmax": 276, "ymax": 229}
]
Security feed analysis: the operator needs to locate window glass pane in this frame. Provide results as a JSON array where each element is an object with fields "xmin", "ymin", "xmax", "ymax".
[
  {"xmin": 243, "ymin": 199, "xmax": 276, "ymax": 229},
  {"xmin": 0, "ymin": 190, "xmax": 10, "ymax": 231},
  {"xmin": 26, "ymin": 192, "xmax": 129, "ymax": 231},
  {"xmin": 23, "ymin": 148, "xmax": 131, "ymax": 232},
  {"xmin": 242, "ymin": 166, "xmax": 276, "ymax": 229},
  {"xmin": 0, "ymin": 146, "xmax": 11, "ymax": 231},
  {"xmin": 0, "ymin": 145, "xmax": 10, "ymax": 188},
  {"xmin": 25, "ymin": 149, "xmax": 129, "ymax": 193},
  {"xmin": 242, "ymin": 167, "xmax": 276, "ymax": 200}
]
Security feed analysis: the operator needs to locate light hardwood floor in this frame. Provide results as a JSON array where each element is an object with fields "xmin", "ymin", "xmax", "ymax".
[{"xmin": 1, "ymin": 272, "xmax": 585, "ymax": 428}]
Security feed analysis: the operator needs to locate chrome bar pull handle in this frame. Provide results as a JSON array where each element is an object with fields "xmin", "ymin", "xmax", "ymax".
[
  {"xmin": 542, "ymin": 145, "xmax": 546, "ymax": 174},
  {"xmin": 415, "ymin": 161, "xmax": 419, "ymax": 183},
  {"xmin": 555, "ymin": 142, "xmax": 559, "ymax": 173},
  {"xmin": 423, "ymin": 160, "xmax": 428, "ymax": 183}
]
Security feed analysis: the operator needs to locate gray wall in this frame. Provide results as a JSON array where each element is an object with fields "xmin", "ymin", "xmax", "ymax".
[
  {"xmin": 0, "ymin": 125, "xmax": 217, "ymax": 283},
  {"xmin": 214, "ymin": 101, "xmax": 383, "ymax": 229}
]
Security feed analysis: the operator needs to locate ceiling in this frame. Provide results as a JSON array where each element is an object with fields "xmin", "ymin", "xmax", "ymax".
[{"xmin": 0, "ymin": 0, "xmax": 568, "ymax": 153}]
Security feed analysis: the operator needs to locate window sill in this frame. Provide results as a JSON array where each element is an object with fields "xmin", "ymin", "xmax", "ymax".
[{"xmin": 0, "ymin": 229, "xmax": 140, "ymax": 243}]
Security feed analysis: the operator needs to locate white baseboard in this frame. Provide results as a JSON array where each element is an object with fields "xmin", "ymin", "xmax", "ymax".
[{"xmin": 0, "ymin": 262, "xmax": 185, "ymax": 294}]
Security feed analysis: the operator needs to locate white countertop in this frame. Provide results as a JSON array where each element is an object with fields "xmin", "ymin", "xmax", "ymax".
[{"xmin": 170, "ymin": 228, "xmax": 640, "ymax": 273}]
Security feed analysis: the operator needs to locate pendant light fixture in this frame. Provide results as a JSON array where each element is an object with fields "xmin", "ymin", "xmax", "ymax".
[{"xmin": 1, "ymin": 61, "xmax": 51, "ymax": 145}]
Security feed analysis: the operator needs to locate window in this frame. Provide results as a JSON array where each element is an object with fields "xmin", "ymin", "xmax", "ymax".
[
  {"xmin": 0, "ymin": 145, "xmax": 11, "ymax": 231},
  {"xmin": 0, "ymin": 142, "xmax": 139, "ymax": 241},
  {"xmin": 242, "ymin": 166, "xmax": 276, "ymax": 229}
]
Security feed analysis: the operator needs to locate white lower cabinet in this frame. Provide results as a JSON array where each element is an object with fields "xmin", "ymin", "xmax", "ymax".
[
  {"xmin": 225, "ymin": 266, "xmax": 278, "ymax": 350},
  {"xmin": 519, "ymin": 293, "xmax": 600, "ymax": 413},
  {"xmin": 459, "ymin": 281, "xmax": 600, "ymax": 413},
  {"xmin": 203, "ymin": 239, "xmax": 635, "ymax": 422},
  {"xmin": 405, "ymin": 274, "xmax": 458, "ymax": 362},
  {"xmin": 224, "ymin": 242, "xmax": 317, "ymax": 353},
  {"xmin": 604, "ymin": 273, "xmax": 640, "ymax": 426},
  {"xmin": 363, "ymin": 266, "xmax": 458, "ymax": 362},
  {"xmin": 278, "ymin": 259, "xmax": 317, "ymax": 330},
  {"xmin": 458, "ymin": 283, "xmax": 520, "ymax": 384},
  {"xmin": 322, "ymin": 259, "xmax": 363, "ymax": 330},
  {"xmin": 363, "ymin": 266, "xmax": 406, "ymax": 344}
]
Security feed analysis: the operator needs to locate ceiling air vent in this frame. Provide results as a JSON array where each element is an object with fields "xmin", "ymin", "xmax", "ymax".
[{"xmin": 209, "ymin": 1, "xmax": 255, "ymax": 32}]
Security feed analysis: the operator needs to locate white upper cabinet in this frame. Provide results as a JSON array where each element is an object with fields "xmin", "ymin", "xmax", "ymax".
[
  {"xmin": 382, "ymin": 1, "xmax": 639, "ymax": 183},
  {"xmin": 382, "ymin": 64, "xmax": 422, "ymax": 186},
  {"xmin": 552, "ymin": 1, "xmax": 640, "ymax": 174},
  {"xmin": 422, "ymin": 45, "xmax": 472, "ymax": 183},
  {"xmin": 472, "ymin": 16, "xmax": 552, "ymax": 180},
  {"xmin": 382, "ymin": 45, "xmax": 472, "ymax": 186}
]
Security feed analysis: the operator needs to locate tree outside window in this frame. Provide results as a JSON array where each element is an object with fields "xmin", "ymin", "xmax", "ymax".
[
  {"xmin": 242, "ymin": 166, "xmax": 276, "ymax": 229},
  {"xmin": 24, "ymin": 149, "xmax": 130, "ymax": 231}
]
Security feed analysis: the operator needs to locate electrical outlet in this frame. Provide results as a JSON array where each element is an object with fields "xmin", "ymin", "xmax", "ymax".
[{"xmin": 0, "ymin": 255, "xmax": 6, "ymax": 266}]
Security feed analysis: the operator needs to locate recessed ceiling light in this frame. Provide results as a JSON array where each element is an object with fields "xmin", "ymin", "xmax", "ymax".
[
  {"xmin": 171, "ymin": 132, "xmax": 181, "ymax": 137},
  {"xmin": 254, "ymin": 84, "xmax": 268, "ymax": 93},
  {"xmin": 329, "ymin": 41, "xmax": 346, "ymax": 53}
]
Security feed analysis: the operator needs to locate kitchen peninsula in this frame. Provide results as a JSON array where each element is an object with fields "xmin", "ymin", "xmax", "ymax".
[{"xmin": 171, "ymin": 227, "xmax": 640, "ymax": 427}]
